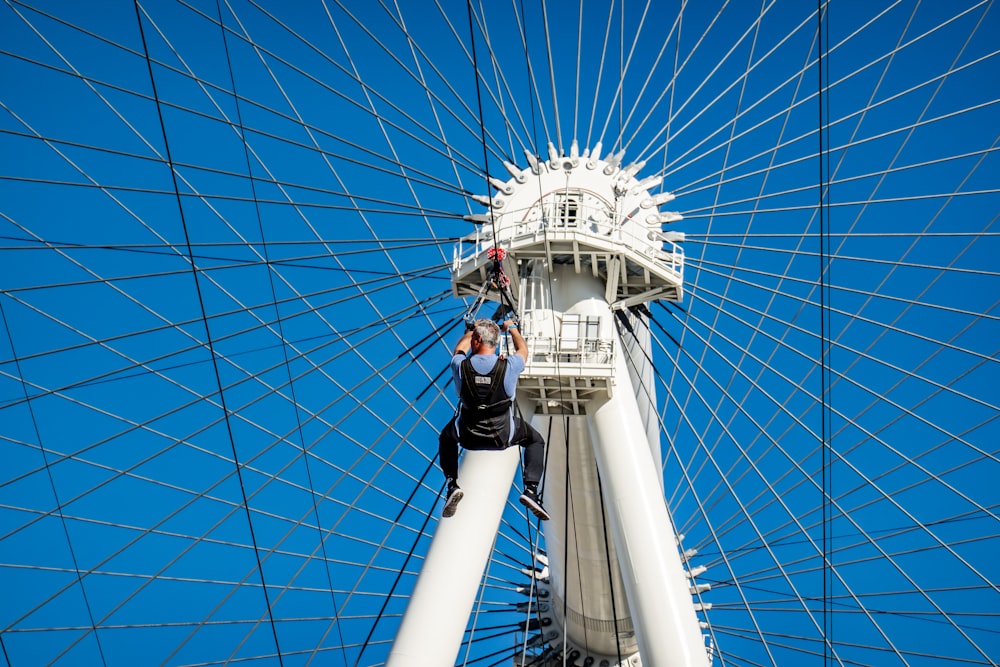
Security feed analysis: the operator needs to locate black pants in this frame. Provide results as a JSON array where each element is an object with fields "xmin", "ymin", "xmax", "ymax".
[{"xmin": 438, "ymin": 417, "xmax": 545, "ymax": 486}]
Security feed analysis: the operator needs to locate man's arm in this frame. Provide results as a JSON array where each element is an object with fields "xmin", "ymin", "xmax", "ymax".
[
  {"xmin": 502, "ymin": 320, "xmax": 528, "ymax": 363},
  {"xmin": 453, "ymin": 328, "xmax": 473, "ymax": 356}
]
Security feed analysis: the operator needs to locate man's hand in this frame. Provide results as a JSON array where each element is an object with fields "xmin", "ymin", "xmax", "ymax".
[
  {"xmin": 453, "ymin": 327, "xmax": 474, "ymax": 356},
  {"xmin": 501, "ymin": 320, "xmax": 528, "ymax": 362}
]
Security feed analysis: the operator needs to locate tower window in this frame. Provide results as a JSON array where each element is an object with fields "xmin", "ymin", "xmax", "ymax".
[{"xmin": 555, "ymin": 193, "xmax": 580, "ymax": 226}]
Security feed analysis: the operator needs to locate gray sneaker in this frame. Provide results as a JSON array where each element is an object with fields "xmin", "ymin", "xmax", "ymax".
[{"xmin": 442, "ymin": 481, "xmax": 464, "ymax": 518}]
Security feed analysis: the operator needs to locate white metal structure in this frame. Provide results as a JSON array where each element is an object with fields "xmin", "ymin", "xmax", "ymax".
[
  {"xmin": 391, "ymin": 148, "xmax": 710, "ymax": 665},
  {"xmin": 388, "ymin": 447, "xmax": 521, "ymax": 666}
]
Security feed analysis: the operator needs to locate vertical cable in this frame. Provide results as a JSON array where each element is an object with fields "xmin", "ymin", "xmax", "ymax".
[
  {"xmin": 465, "ymin": 0, "xmax": 501, "ymax": 250},
  {"xmin": 619, "ymin": 0, "xmax": 624, "ymax": 150},
  {"xmin": 131, "ymin": 2, "xmax": 284, "ymax": 663},
  {"xmin": 595, "ymin": 464, "xmax": 625, "ymax": 666},
  {"xmin": 539, "ymin": 0, "xmax": 563, "ymax": 153},
  {"xmin": 817, "ymin": 1, "xmax": 834, "ymax": 664},
  {"xmin": 518, "ymin": 417, "xmax": 555, "ymax": 665},
  {"xmin": 561, "ymin": 414, "xmax": 571, "ymax": 662}
]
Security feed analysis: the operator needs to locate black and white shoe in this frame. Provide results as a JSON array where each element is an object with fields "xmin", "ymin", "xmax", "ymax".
[
  {"xmin": 519, "ymin": 484, "xmax": 550, "ymax": 521},
  {"xmin": 442, "ymin": 480, "xmax": 464, "ymax": 518}
]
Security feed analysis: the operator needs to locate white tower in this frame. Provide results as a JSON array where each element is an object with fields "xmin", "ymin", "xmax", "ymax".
[{"xmin": 388, "ymin": 142, "xmax": 712, "ymax": 667}]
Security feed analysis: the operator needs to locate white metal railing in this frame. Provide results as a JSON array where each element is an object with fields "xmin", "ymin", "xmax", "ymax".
[
  {"xmin": 453, "ymin": 204, "xmax": 684, "ymax": 278},
  {"xmin": 519, "ymin": 334, "xmax": 615, "ymax": 377}
]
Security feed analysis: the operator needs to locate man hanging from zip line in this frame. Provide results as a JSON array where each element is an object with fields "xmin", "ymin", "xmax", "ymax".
[{"xmin": 438, "ymin": 318, "xmax": 549, "ymax": 521}]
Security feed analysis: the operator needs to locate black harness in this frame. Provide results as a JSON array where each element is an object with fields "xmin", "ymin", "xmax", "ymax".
[{"xmin": 458, "ymin": 357, "xmax": 512, "ymax": 449}]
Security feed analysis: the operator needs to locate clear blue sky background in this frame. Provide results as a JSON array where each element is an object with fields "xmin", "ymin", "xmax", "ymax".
[{"xmin": 1, "ymin": 1, "xmax": 998, "ymax": 665}]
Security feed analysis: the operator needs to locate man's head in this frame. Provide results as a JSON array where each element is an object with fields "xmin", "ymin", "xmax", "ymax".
[{"xmin": 471, "ymin": 319, "xmax": 500, "ymax": 351}]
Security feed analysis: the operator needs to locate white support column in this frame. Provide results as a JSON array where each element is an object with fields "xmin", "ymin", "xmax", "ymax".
[
  {"xmin": 386, "ymin": 446, "xmax": 520, "ymax": 667},
  {"xmin": 587, "ymin": 346, "xmax": 710, "ymax": 667},
  {"xmin": 622, "ymin": 313, "xmax": 665, "ymax": 490}
]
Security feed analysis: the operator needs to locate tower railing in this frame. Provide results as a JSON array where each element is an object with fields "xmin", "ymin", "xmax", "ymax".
[
  {"xmin": 513, "ymin": 316, "xmax": 616, "ymax": 415},
  {"xmin": 452, "ymin": 205, "xmax": 684, "ymax": 282}
]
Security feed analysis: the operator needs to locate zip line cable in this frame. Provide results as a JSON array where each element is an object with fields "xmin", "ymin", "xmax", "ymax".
[
  {"xmin": 460, "ymin": 0, "xmax": 524, "ymax": 336},
  {"xmin": 465, "ymin": 0, "xmax": 502, "ymax": 253}
]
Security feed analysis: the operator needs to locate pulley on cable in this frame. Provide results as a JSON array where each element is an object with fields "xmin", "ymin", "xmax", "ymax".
[{"xmin": 462, "ymin": 247, "xmax": 519, "ymax": 328}]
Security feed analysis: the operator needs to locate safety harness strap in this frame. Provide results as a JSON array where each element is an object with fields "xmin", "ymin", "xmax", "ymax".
[
  {"xmin": 460, "ymin": 357, "xmax": 509, "ymax": 414},
  {"xmin": 458, "ymin": 357, "xmax": 511, "ymax": 449}
]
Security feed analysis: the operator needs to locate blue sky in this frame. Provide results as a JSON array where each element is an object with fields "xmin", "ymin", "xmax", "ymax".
[{"xmin": 1, "ymin": 1, "xmax": 998, "ymax": 665}]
